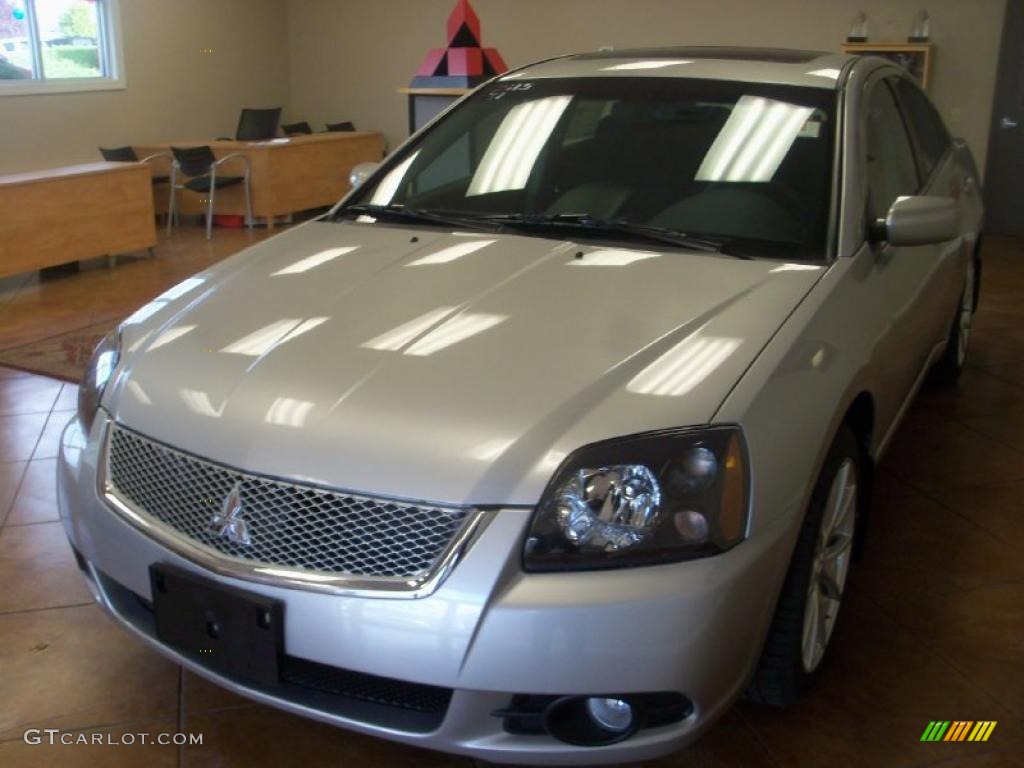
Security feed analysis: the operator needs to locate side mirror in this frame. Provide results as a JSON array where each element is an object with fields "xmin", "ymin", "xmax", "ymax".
[
  {"xmin": 349, "ymin": 161, "xmax": 379, "ymax": 189},
  {"xmin": 880, "ymin": 196, "xmax": 960, "ymax": 247}
]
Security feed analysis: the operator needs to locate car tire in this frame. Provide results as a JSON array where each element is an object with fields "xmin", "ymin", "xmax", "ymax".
[
  {"xmin": 746, "ymin": 425, "xmax": 861, "ymax": 707},
  {"xmin": 929, "ymin": 256, "xmax": 977, "ymax": 386}
]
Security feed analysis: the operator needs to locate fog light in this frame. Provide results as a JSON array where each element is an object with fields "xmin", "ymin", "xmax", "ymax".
[{"xmin": 585, "ymin": 697, "xmax": 634, "ymax": 733}]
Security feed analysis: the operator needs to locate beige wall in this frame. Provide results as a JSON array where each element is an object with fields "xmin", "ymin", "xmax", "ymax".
[
  {"xmin": 1, "ymin": 1, "xmax": 1005, "ymax": 176},
  {"xmin": 286, "ymin": 0, "xmax": 1006, "ymax": 172},
  {"xmin": 0, "ymin": 0, "xmax": 291, "ymax": 174}
]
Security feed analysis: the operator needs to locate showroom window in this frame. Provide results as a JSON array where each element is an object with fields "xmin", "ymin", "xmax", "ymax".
[{"xmin": 0, "ymin": 0, "xmax": 123, "ymax": 94}]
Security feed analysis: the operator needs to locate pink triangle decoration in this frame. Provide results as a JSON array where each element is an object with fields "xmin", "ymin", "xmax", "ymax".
[{"xmin": 412, "ymin": 0, "xmax": 507, "ymax": 87}]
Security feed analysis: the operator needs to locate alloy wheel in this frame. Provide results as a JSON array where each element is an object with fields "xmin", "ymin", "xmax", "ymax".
[{"xmin": 801, "ymin": 458, "xmax": 857, "ymax": 673}]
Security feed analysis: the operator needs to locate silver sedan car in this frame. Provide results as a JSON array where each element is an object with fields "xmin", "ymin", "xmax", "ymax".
[{"xmin": 59, "ymin": 47, "xmax": 982, "ymax": 764}]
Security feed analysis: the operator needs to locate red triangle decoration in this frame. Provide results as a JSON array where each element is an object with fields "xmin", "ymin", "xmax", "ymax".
[{"xmin": 412, "ymin": 0, "xmax": 507, "ymax": 87}]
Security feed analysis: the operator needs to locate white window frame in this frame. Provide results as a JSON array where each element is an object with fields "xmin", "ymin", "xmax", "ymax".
[{"xmin": 1, "ymin": 0, "xmax": 125, "ymax": 96}]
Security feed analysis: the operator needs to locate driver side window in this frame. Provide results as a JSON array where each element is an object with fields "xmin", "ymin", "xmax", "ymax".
[{"xmin": 865, "ymin": 80, "xmax": 920, "ymax": 223}]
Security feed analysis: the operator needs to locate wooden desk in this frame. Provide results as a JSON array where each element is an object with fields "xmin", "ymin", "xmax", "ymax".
[
  {"xmin": 136, "ymin": 132, "xmax": 385, "ymax": 229},
  {"xmin": 0, "ymin": 162, "xmax": 157, "ymax": 279}
]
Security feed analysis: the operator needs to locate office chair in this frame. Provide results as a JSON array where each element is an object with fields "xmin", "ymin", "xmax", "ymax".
[
  {"xmin": 99, "ymin": 145, "xmax": 172, "ymax": 184},
  {"xmin": 168, "ymin": 146, "xmax": 253, "ymax": 240},
  {"xmin": 235, "ymin": 107, "xmax": 282, "ymax": 140},
  {"xmin": 281, "ymin": 121, "xmax": 313, "ymax": 136},
  {"xmin": 324, "ymin": 121, "xmax": 355, "ymax": 132}
]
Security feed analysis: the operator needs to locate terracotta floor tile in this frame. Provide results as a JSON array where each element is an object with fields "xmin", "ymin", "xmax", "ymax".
[
  {"xmin": 0, "ymin": 412, "xmax": 48, "ymax": 463},
  {"xmin": 642, "ymin": 709, "xmax": 777, "ymax": 768},
  {"xmin": 6, "ymin": 458, "xmax": 59, "ymax": 526},
  {"xmin": 0, "ymin": 522, "xmax": 92, "ymax": 613},
  {"xmin": 181, "ymin": 670, "xmax": 252, "ymax": 715},
  {"xmin": 0, "ymin": 374, "xmax": 62, "ymax": 417},
  {"xmin": 736, "ymin": 590, "xmax": 1014, "ymax": 768},
  {"xmin": 962, "ymin": 407, "xmax": 1024, "ymax": 455},
  {"xmin": 913, "ymin": 366, "xmax": 1024, "ymax": 421},
  {"xmin": 971, "ymin": 360, "xmax": 1024, "ymax": 389},
  {"xmin": 852, "ymin": 485, "xmax": 1024, "ymax": 601},
  {"xmin": 181, "ymin": 703, "xmax": 471, "ymax": 768},
  {"xmin": 0, "ymin": 720, "xmax": 179, "ymax": 766},
  {"xmin": 880, "ymin": 417, "xmax": 1024, "ymax": 497},
  {"xmin": 918, "ymin": 749, "xmax": 1024, "ymax": 768},
  {"xmin": 0, "ymin": 460, "xmax": 26, "ymax": 527},
  {"xmin": 937, "ymin": 481, "xmax": 1024, "ymax": 549},
  {"xmin": 32, "ymin": 410, "xmax": 75, "ymax": 461},
  {"xmin": 967, "ymin": 326, "xmax": 1024, "ymax": 371},
  {"xmin": 870, "ymin": 466, "xmax": 918, "ymax": 507},
  {"xmin": 885, "ymin": 581, "xmax": 1024, "ymax": 719},
  {"xmin": 0, "ymin": 604, "xmax": 179, "ymax": 742}
]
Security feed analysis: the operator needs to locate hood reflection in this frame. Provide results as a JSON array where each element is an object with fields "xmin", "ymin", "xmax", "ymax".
[{"xmin": 629, "ymin": 334, "xmax": 742, "ymax": 397}]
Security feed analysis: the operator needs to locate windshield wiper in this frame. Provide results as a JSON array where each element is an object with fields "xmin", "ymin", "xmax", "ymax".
[
  {"xmin": 337, "ymin": 204, "xmax": 503, "ymax": 232},
  {"xmin": 480, "ymin": 213, "xmax": 750, "ymax": 257}
]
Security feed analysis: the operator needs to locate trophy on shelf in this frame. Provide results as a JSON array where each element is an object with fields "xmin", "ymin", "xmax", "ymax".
[
  {"xmin": 908, "ymin": 10, "xmax": 930, "ymax": 42},
  {"xmin": 847, "ymin": 12, "xmax": 869, "ymax": 43}
]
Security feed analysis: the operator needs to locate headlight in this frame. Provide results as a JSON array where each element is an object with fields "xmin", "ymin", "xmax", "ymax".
[
  {"xmin": 524, "ymin": 426, "xmax": 748, "ymax": 571},
  {"xmin": 77, "ymin": 330, "xmax": 121, "ymax": 433}
]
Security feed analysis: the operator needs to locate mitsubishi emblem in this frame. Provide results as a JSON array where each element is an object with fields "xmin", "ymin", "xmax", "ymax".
[{"xmin": 208, "ymin": 482, "xmax": 252, "ymax": 545}]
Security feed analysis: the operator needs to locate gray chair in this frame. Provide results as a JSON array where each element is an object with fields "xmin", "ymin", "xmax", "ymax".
[
  {"xmin": 236, "ymin": 107, "xmax": 282, "ymax": 140},
  {"xmin": 168, "ymin": 145, "xmax": 253, "ymax": 240},
  {"xmin": 99, "ymin": 145, "xmax": 173, "ymax": 185},
  {"xmin": 281, "ymin": 121, "xmax": 313, "ymax": 136}
]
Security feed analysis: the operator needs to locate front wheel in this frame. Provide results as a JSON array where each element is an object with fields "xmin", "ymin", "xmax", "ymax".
[
  {"xmin": 930, "ymin": 257, "xmax": 976, "ymax": 385},
  {"xmin": 746, "ymin": 425, "xmax": 861, "ymax": 707}
]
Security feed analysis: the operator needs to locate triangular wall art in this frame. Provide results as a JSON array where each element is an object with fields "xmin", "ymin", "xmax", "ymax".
[{"xmin": 412, "ymin": 0, "xmax": 508, "ymax": 88}]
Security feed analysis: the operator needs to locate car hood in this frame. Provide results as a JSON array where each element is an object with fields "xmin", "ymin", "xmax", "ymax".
[{"xmin": 110, "ymin": 221, "xmax": 824, "ymax": 505}]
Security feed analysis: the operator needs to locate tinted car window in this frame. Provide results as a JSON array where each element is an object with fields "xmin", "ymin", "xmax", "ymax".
[
  {"xmin": 865, "ymin": 82, "xmax": 919, "ymax": 221},
  {"xmin": 892, "ymin": 78, "xmax": 952, "ymax": 181},
  {"xmin": 346, "ymin": 77, "xmax": 837, "ymax": 260}
]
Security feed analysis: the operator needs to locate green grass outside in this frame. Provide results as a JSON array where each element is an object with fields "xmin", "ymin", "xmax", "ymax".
[{"xmin": 42, "ymin": 45, "xmax": 101, "ymax": 78}]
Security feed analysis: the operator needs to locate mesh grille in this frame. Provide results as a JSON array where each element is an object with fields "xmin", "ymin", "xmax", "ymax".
[
  {"xmin": 282, "ymin": 657, "xmax": 453, "ymax": 714},
  {"xmin": 105, "ymin": 425, "xmax": 472, "ymax": 580}
]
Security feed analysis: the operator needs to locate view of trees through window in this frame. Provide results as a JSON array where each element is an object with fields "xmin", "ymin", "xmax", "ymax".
[{"xmin": 0, "ymin": 0, "xmax": 109, "ymax": 82}]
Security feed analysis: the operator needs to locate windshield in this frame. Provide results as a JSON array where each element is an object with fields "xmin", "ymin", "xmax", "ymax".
[{"xmin": 343, "ymin": 76, "xmax": 837, "ymax": 259}]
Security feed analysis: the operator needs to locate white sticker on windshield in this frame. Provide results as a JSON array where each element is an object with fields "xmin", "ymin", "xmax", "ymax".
[{"xmin": 798, "ymin": 119, "xmax": 822, "ymax": 138}]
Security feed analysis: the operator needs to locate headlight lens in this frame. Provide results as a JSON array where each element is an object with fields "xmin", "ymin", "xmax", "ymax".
[
  {"xmin": 77, "ymin": 330, "xmax": 121, "ymax": 433},
  {"xmin": 524, "ymin": 426, "xmax": 748, "ymax": 571}
]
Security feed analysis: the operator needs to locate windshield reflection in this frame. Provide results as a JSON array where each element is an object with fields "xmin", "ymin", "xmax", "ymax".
[{"xmin": 343, "ymin": 76, "xmax": 836, "ymax": 259}]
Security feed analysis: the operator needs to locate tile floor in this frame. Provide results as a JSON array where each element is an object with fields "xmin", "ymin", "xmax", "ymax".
[{"xmin": 0, "ymin": 230, "xmax": 1021, "ymax": 767}]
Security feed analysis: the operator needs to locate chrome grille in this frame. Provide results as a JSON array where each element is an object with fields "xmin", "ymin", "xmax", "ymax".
[{"xmin": 104, "ymin": 424, "xmax": 473, "ymax": 582}]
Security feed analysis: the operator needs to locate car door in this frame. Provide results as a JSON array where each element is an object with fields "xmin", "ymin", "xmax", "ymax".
[{"xmin": 861, "ymin": 73, "xmax": 956, "ymax": 435}]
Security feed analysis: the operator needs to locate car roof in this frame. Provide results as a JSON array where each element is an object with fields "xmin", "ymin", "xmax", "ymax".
[{"xmin": 510, "ymin": 47, "xmax": 858, "ymax": 90}]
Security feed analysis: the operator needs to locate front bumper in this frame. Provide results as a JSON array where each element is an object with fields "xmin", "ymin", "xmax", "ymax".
[{"xmin": 58, "ymin": 414, "xmax": 795, "ymax": 764}]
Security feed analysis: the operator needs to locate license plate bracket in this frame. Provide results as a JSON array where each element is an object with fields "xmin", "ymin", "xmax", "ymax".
[{"xmin": 150, "ymin": 563, "xmax": 284, "ymax": 685}]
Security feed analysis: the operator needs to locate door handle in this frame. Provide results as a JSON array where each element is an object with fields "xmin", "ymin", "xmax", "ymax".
[{"xmin": 1001, "ymin": 116, "xmax": 1019, "ymax": 129}]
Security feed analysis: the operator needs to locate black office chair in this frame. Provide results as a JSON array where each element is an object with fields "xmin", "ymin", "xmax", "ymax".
[
  {"xmin": 99, "ymin": 145, "xmax": 172, "ymax": 184},
  {"xmin": 168, "ymin": 145, "xmax": 253, "ymax": 240},
  {"xmin": 235, "ymin": 107, "xmax": 282, "ymax": 140},
  {"xmin": 324, "ymin": 121, "xmax": 355, "ymax": 132},
  {"xmin": 281, "ymin": 121, "xmax": 312, "ymax": 136}
]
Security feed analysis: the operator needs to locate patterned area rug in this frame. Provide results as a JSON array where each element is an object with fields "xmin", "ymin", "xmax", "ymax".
[{"xmin": 0, "ymin": 321, "xmax": 120, "ymax": 383}]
